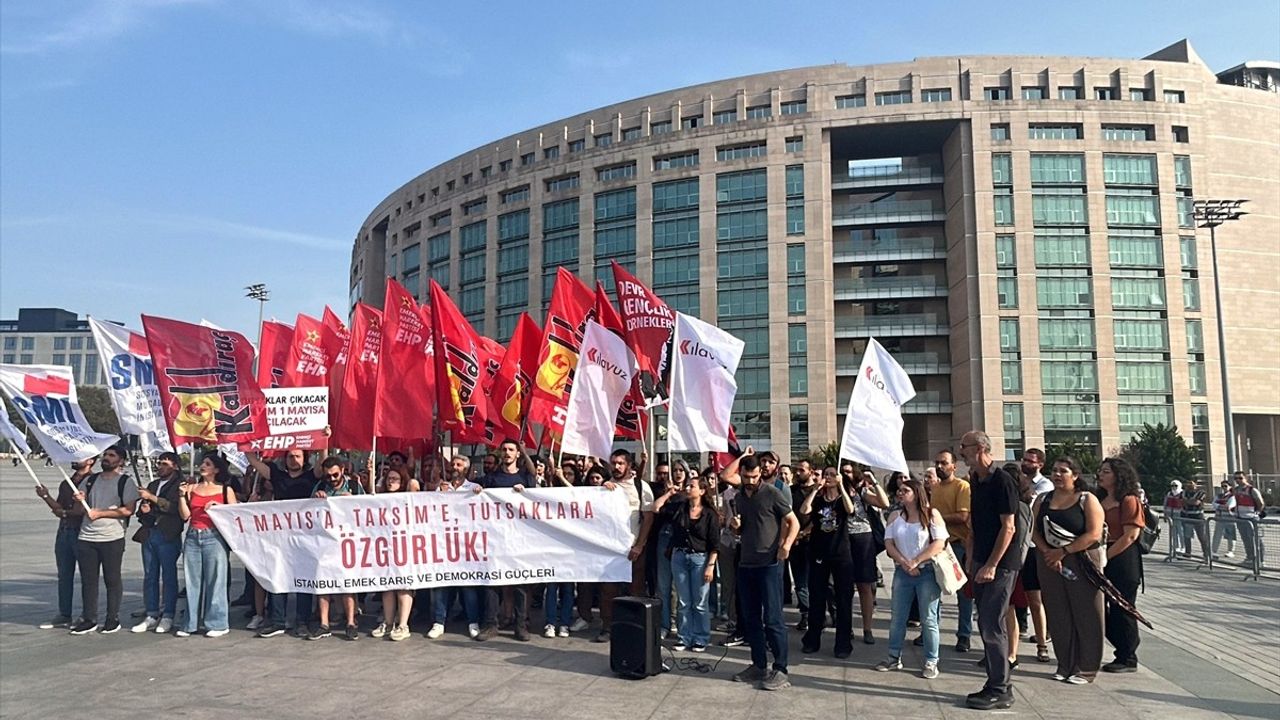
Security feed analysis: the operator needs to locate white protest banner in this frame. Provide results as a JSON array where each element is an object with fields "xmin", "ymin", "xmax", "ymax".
[
  {"xmin": 88, "ymin": 317, "xmax": 173, "ymax": 455},
  {"xmin": 0, "ymin": 397, "xmax": 32, "ymax": 455},
  {"xmin": 0, "ymin": 364, "xmax": 119, "ymax": 463},
  {"xmin": 560, "ymin": 320, "xmax": 638, "ymax": 458},
  {"xmin": 838, "ymin": 338, "xmax": 916, "ymax": 473},
  {"xmin": 208, "ymin": 487, "xmax": 633, "ymax": 592},
  {"xmin": 667, "ymin": 312, "xmax": 745, "ymax": 452},
  {"xmin": 239, "ymin": 386, "xmax": 329, "ymax": 452}
]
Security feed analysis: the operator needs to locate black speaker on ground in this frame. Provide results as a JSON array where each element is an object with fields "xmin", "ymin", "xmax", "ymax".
[{"xmin": 610, "ymin": 595, "xmax": 664, "ymax": 678}]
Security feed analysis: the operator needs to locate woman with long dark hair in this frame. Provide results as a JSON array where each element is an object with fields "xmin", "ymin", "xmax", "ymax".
[
  {"xmin": 839, "ymin": 461, "xmax": 890, "ymax": 645},
  {"xmin": 875, "ymin": 477, "xmax": 949, "ymax": 678},
  {"xmin": 799, "ymin": 466, "xmax": 855, "ymax": 657},
  {"xmin": 1032, "ymin": 457, "xmax": 1105, "ymax": 684},
  {"xmin": 1096, "ymin": 457, "xmax": 1146, "ymax": 673},
  {"xmin": 655, "ymin": 475, "xmax": 721, "ymax": 652},
  {"xmin": 374, "ymin": 468, "xmax": 419, "ymax": 641},
  {"xmin": 176, "ymin": 454, "xmax": 237, "ymax": 638}
]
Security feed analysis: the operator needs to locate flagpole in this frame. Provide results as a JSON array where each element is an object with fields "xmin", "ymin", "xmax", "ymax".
[
  {"xmin": 369, "ymin": 436, "xmax": 378, "ymax": 495},
  {"xmin": 52, "ymin": 464, "xmax": 93, "ymax": 514}
]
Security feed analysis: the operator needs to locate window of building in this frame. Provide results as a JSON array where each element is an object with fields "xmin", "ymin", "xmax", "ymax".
[
  {"xmin": 500, "ymin": 185, "xmax": 530, "ymax": 204},
  {"xmin": 711, "ymin": 109, "xmax": 737, "ymax": 124},
  {"xmin": 53, "ymin": 336, "xmax": 67, "ymax": 351},
  {"xmin": 1164, "ymin": 90, "xmax": 1185, "ymax": 104},
  {"xmin": 1105, "ymin": 189, "xmax": 1160, "ymax": 226},
  {"xmin": 1037, "ymin": 275, "xmax": 1093, "ymax": 308},
  {"xmin": 1108, "ymin": 231, "xmax": 1163, "ymax": 267},
  {"xmin": 998, "ymin": 272, "xmax": 1018, "ymax": 309},
  {"xmin": 1032, "ymin": 187, "xmax": 1089, "ymax": 226},
  {"xmin": 1058, "ymin": 86, "xmax": 1082, "ymax": 100},
  {"xmin": 567, "ymin": 139, "xmax": 585, "ymax": 153},
  {"xmin": 1129, "ymin": 88, "xmax": 1152, "ymax": 102},
  {"xmin": 788, "ymin": 325, "xmax": 807, "ymax": 394},
  {"xmin": 431, "ymin": 210, "xmax": 451, "ymax": 228},
  {"xmin": 1042, "ymin": 358, "xmax": 1099, "ymax": 392},
  {"xmin": 1002, "ymin": 361, "xmax": 1023, "ymax": 393},
  {"xmin": 1102, "ymin": 125, "xmax": 1154, "ymax": 142},
  {"xmin": 994, "ymin": 188, "xmax": 1014, "ymax": 226},
  {"xmin": 680, "ymin": 115, "xmax": 702, "ymax": 130},
  {"xmin": 780, "ymin": 100, "xmax": 807, "ymax": 115},
  {"xmin": 745, "ymin": 105, "xmax": 771, "ymax": 119},
  {"xmin": 716, "ymin": 142, "xmax": 767, "ymax": 162},
  {"xmin": 875, "ymin": 90, "xmax": 912, "ymax": 105},
  {"xmin": 653, "ymin": 178, "xmax": 700, "ymax": 215},
  {"xmin": 622, "ymin": 126, "xmax": 642, "ymax": 141},
  {"xmin": 653, "ymin": 150, "xmax": 699, "ymax": 171},
  {"xmin": 479, "ymin": 167, "xmax": 491, "ymax": 179},
  {"xmin": 3, "ymin": 353, "xmax": 15, "ymax": 363},
  {"xmin": 520, "ymin": 152, "xmax": 535, "ymax": 166},
  {"xmin": 1094, "ymin": 87, "xmax": 1117, "ymax": 100},
  {"xmin": 428, "ymin": 231, "xmax": 450, "ymax": 262},
  {"xmin": 597, "ymin": 162, "xmax": 637, "ymax": 182},
  {"xmin": 1021, "ymin": 86, "xmax": 1046, "ymax": 100},
  {"xmin": 2, "ymin": 337, "xmax": 14, "ymax": 350},
  {"xmin": 991, "ymin": 153, "xmax": 1012, "ymax": 185},
  {"xmin": 1103, "ymin": 154, "xmax": 1157, "ymax": 185},
  {"xmin": 716, "ymin": 169, "xmax": 768, "ymax": 204},
  {"xmin": 543, "ymin": 146, "xmax": 560, "ymax": 160},
  {"xmin": 1180, "ymin": 236, "xmax": 1197, "ymax": 269},
  {"xmin": 498, "ymin": 210, "xmax": 530, "ymax": 244},
  {"xmin": 1113, "ymin": 318, "xmax": 1168, "ymax": 351},
  {"xmin": 459, "ymin": 220, "xmax": 487, "ymax": 253},
  {"xmin": 1186, "ymin": 319, "xmax": 1204, "ymax": 354},
  {"xmin": 984, "ymin": 86, "xmax": 1011, "ymax": 101},
  {"xmin": 499, "ymin": 159, "xmax": 513, "ymax": 172},
  {"xmin": 1039, "ymin": 318, "xmax": 1096, "ymax": 349},
  {"xmin": 1172, "ymin": 126, "xmax": 1190, "ymax": 143},
  {"xmin": 999, "ymin": 318, "xmax": 1020, "ymax": 351},
  {"xmin": 990, "ymin": 123, "xmax": 1010, "ymax": 141},
  {"xmin": 835, "ymin": 94, "xmax": 866, "ymax": 108},
  {"xmin": 52, "ymin": 353, "xmax": 66, "ymax": 365},
  {"xmin": 19, "ymin": 354, "xmax": 32, "ymax": 364},
  {"xmin": 1183, "ymin": 276, "xmax": 1201, "ymax": 311},
  {"xmin": 650, "ymin": 120, "xmax": 672, "ymax": 135},
  {"xmin": 922, "ymin": 88, "xmax": 952, "ymax": 103},
  {"xmin": 785, "ymin": 136, "xmax": 804, "ymax": 153},
  {"xmin": 544, "ymin": 174, "xmax": 580, "ymax": 193},
  {"xmin": 462, "ymin": 197, "xmax": 487, "ymax": 216},
  {"xmin": 1028, "ymin": 123, "xmax": 1083, "ymax": 140},
  {"xmin": 446, "ymin": 180, "xmax": 455, "ymax": 191}
]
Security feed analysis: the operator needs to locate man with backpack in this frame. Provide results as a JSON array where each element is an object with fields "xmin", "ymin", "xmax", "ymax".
[{"xmin": 69, "ymin": 445, "xmax": 140, "ymax": 635}]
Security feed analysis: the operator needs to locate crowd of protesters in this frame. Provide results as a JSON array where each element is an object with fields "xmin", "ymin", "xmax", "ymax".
[{"xmin": 30, "ymin": 431, "xmax": 1261, "ymax": 709}]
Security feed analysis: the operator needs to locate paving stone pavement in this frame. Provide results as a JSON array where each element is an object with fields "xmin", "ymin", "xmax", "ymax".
[{"xmin": 1, "ymin": 465, "xmax": 1276, "ymax": 719}]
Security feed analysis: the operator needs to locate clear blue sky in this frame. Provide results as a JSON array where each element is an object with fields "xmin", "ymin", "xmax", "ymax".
[{"xmin": 3, "ymin": 0, "xmax": 1277, "ymax": 339}]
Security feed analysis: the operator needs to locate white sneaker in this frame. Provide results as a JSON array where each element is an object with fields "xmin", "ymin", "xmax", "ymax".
[
  {"xmin": 175, "ymin": 630, "xmax": 191, "ymax": 638},
  {"xmin": 155, "ymin": 618, "xmax": 173, "ymax": 634},
  {"xmin": 543, "ymin": 624, "xmax": 557, "ymax": 638},
  {"xmin": 558, "ymin": 625, "xmax": 570, "ymax": 638},
  {"xmin": 570, "ymin": 617, "xmax": 590, "ymax": 632},
  {"xmin": 467, "ymin": 622, "xmax": 480, "ymax": 639},
  {"xmin": 1225, "ymin": 551, "xmax": 1235, "ymax": 558},
  {"xmin": 205, "ymin": 628, "xmax": 229, "ymax": 638},
  {"xmin": 131, "ymin": 617, "xmax": 159, "ymax": 633},
  {"xmin": 426, "ymin": 623, "xmax": 445, "ymax": 639},
  {"xmin": 246, "ymin": 615, "xmax": 264, "ymax": 630}
]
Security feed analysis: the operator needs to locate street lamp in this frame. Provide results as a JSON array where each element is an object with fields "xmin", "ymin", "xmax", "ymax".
[
  {"xmin": 1192, "ymin": 199, "xmax": 1248, "ymax": 474},
  {"xmin": 245, "ymin": 283, "xmax": 270, "ymax": 375}
]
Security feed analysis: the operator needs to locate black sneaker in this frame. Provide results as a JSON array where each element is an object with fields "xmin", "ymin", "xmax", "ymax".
[
  {"xmin": 39, "ymin": 615, "xmax": 72, "ymax": 630},
  {"xmin": 592, "ymin": 630, "xmax": 611, "ymax": 643},
  {"xmin": 69, "ymin": 620, "xmax": 99, "ymax": 635},
  {"xmin": 513, "ymin": 626, "xmax": 531, "ymax": 642},
  {"xmin": 966, "ymin": 688, "xmax": 1014, "ymax": 710},
  {"xmin": 256, "ymin": 623, "xmax": 286, "ymax": 638},
  {"xmin": 1102, "ymin": 661, "xmax": 1137, "ymax": 673},
  {"xmin": 795, "ymin": 616, "xmax": 808, "ymax": 632},
  {"xmin": 344, "ymin": 624, "xmax": 359, "ymax": 641},
  {"xmin": 306, "ymin": 625, "xmax": 332, "ymax": 641},
  {"xmin": 955, "ymin": 637, "xmax": 971, "ymax": 653},
  {"xmin": 475, "ymin": 625, "xmax": 500, "ymax": 642},
  {"xmin": 722, "ymin": 634, "xmax": 745, "ymax": 647},
  {"xmin": 100, "ymin": 619, "xmax": 121, "ymax": 634}
]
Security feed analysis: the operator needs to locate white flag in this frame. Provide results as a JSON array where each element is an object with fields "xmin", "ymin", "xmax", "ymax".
[
  {"xmin": 0, "ymin": 364, "xmax": 119, "ymax": 463},
  {"xmin": 839, "ymin": 338, "xmax": 916, "ymax": 473},
  {"xmin": 218, "ymin": 443, "xmax": 250, "ymax": 473},
  {"xmin": 667, "ymin": 313, "xmax": 745, "ymax": 452},
  {"xmin": 561, "ymin": 321, "xmax": 638, "ymax": 458},
  {"xmin": 88, "ymin": 317, "xmax": 172, "ymax": 455},
  {"xmin": 0, "ymin": 397, "xmax": 32, "ymax": 455}
]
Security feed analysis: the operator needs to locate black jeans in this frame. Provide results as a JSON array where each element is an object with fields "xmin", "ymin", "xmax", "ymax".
[
  {"xmin": 973, "ymin": 567, "xmax": 1017, "ymax": 693},
  {"xmin": 788, "ymin": 541, "xmax": 810, "ymax": 613},
  {"xmin": 738, "ymin": 562, "xmax": 788, "ymax": 673},
  {"xmin": 1104, "ymin": 542, "xmax": 1142, "ymax": 665},
  {"xmin": 77, "ymin": 538, "xmax": 125, "ymax": 624},
  {"xmin": 803, "ymin": 554, "xmax": 854, "ymax": 652},
  {"xmin": 484, "ymin": 586, "xmax": 527, "ymax": 629}
]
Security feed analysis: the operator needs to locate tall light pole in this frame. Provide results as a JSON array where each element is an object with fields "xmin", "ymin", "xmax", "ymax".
[
  {"xmin": 1193, "ymin": 199, "xmax": 1248, "ymax": 474},
  {"xmin": 245, "ymin": 283, "xmax": 270, "ymax": 375}
]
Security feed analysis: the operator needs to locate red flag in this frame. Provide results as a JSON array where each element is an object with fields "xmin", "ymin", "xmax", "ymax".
[
  {"xmin": 285, "ymin": 313, "xmax": 339, "ymax": 388},
  {"xmin": 141, "ymin": 315, "xmax": 269, "ymax": 446},
  {"xmin": 593, "ymin": 283, "xmax": 646, "ymax": 441},
  {"xmin": 23, "ymin": 373, "xmax": 71, "ymax": 397},
  {"xmin": 329, "ymin": 303, "xmax": 381, "ymax": 451},
  {"xmin": 374, "ymin": 278, "xmax": 436, "ymax": 439},
  {"xmin": 323, "ymin": 306, "xmax": 351, "ymax": 426},
  {"xmin": 257, "ymin": 321, "xmax": 294, "ymax": 390},
  {"xmin": 487, "ymin": 313, "xmax": 541, "ymax": 444},
  {"xmin": 429, "ymin": 280, "xmax": 489, "ymax": 438},
  {"xmin": 463, "ymin": 337, "xmax": 506, "ymax": 446},
  {"xmin": 611, "ymin": 260, "xmax": 675, "ymax": 382},
  {"xmin": 528, "ymin": 268, "xmax": 595, "ymax": 435},
  {"xmin": 712, "ymin": 424, "xmax": 743, "ymax": 473}
]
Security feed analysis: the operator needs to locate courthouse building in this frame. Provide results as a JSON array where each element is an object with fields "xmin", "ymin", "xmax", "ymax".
[
  {"xmin": 0, "ymin": 308, "xmax": 105, "ymax": 387},
  {"xmin": 348, "ymin": 40, "xmax": 1280, "ymax": 472}
]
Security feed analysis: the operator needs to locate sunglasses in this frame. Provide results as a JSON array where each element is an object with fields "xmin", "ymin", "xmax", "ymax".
[{"xmin": 326, "ymin": 472, "xmax": 342, "ymax": 480}]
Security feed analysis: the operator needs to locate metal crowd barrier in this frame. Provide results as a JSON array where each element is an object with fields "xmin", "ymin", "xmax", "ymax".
[{"xmin": 1155, "ymin": 512, "xmax": 1273, "ymax": 580}]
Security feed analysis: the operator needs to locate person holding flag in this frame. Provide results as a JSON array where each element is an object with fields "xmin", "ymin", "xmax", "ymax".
[
  {"xmin": 69, "ymin": 445, "xmax": 140, "ymax": 635},
  {"xmin": 33, "ymin": 455, "xmax": 98, "ymax": 630},
  {"xmin": 130, "ymin": 451, "xmax": 187, "ymax": 634}
]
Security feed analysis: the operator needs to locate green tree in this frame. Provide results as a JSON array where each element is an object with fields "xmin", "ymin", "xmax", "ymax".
[
  {"xmin": 76, "ymin": 387, "xmax": 122, "ymax": 436},
  {"xmin": 1118, "ymin": 423, "xmax": 1202, "ymax": 501},
  {"xmin": 804, "ymin": 441, "xmax": 842, "ymax": 469},
  {"xmin": 1044, "ymin": 440, "xmax": 1101, "ymax": 476}
]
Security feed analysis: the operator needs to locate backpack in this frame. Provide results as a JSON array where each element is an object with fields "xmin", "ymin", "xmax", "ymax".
[
  {"xmin": 84, "ymin": 472, "xmax": 133, "ymax": 529},
  {"xmin": 1137, "ymin": 499, "xmax": 1160, "ymax": 555}
]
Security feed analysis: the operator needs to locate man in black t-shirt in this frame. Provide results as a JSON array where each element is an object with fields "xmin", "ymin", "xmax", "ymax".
[
  {"xmin": 246, "ymin": 449, "xmax": 324, "ymax": 638},
  {"xmin": 959, "ymin": 431, "xmax": 1022, "ymax": 711},
  {"xmin": 473, "ymin": 439, "xmax": 537, "ymax": 642}
]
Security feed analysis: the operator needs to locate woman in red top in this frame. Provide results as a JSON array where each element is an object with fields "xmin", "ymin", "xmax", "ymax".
[
  {"xmin": 176, "ymin": 455, "xmax": 238, "ymax": 638},
  {"xmin": 1097, "ymin": 457, "xmax": 1145, "ymax": 673}
]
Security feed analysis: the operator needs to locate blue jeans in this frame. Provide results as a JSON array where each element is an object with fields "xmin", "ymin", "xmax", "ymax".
[
  {"xmin": 888, "ymin": 564, "xmax": 942, "ymax": 663},
  {"xmin": 543, "ymin": 583, "xmax": 575, "ymax": 627},
  {"xmin": 952, "ymin": 543, "xmax": 974, "ymax": 640},
  {"xmin": 54, "ymin": 526, "xmax": 79, "ymax": 619},
  {"xmin": 182, "ymin": 529, "xmax": 230, "ymax": 633},
  {"xmin": 434, "ymin": 587, "xmax": 481, "ymax": 625},
  {"xmin": 671, "ymin": 549, "xmax": 712, "ymax": 646},
  {"xmin": 737, "ymin": 562, "xmax": 788, "ymax": 673},
  {"xmin": 142, "ymin": 531, "xmax": 182, "ymax": 619},
  {"xmin": 655, "ymin": 524, "xmax": 674, "ymax": 632}
]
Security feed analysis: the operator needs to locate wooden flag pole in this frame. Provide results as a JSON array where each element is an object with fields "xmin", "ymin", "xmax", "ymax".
[
  {"xmin": 52, "ymin": 463, "xmax": 93, "ymax": 514},
  {"xmin": 369, "ymin": 436, "xmax": 378, "ymax": 495}
]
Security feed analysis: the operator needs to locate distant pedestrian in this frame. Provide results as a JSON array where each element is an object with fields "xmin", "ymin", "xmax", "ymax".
[{"xmin": 1097, "ymin": 457, "xmax": 1146, "ymax": 674}]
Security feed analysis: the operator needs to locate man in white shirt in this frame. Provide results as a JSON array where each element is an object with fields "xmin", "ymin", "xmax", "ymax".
[{"xmin": 593, "ymin": 449, "xmax": 654, "ymax": 644}]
